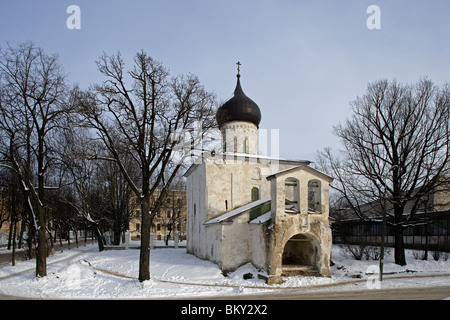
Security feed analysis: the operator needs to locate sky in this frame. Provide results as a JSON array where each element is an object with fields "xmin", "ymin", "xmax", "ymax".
[{"xmin": 1, "ymin": 0, "xmax": 449, "ymax": 161}]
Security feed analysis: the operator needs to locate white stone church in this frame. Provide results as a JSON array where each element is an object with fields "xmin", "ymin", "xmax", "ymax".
[{"xmin": 184, "ymin": 71, "xmax": 333, "ymax": 284}]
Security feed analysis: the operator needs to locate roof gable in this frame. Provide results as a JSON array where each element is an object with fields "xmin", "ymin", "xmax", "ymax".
[{"xmin": 266, "ymin": 164, "xmax": 333, "ymax": 182}]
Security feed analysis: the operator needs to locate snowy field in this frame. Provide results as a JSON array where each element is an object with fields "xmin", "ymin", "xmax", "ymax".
[{"xmin": 0, "ymin": 243, "xmax": 450, "ymax": 299}]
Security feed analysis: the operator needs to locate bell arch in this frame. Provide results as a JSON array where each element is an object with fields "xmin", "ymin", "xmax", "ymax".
[
  {"xmin": 285, "ymin": 177, "xmax": 300, "ymax": 212},
  {"xmin": 281, "ymin": 233, "xmax": 320, "ymax": 268},
  {"xmin": 308, "ymin": 179, "xmax": 322, "ymax": 213}
]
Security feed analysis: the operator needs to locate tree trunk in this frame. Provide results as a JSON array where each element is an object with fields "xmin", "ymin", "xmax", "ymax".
[
  {"xmin": 59, "ymin": 228, "xmax": 63, "ymax": 253},
  {"xmin": 36, "ymin": 206, "xmax": 47, "ymax": 277},
  {"xmin": 139, "ymin": 195, "xmax": 151, "ymax": 282},
  {"xmin": 48, "ymin": 221, "xmax": 54, "ymax": 255},
  {"xmin": 423, "ymin": 222, "xmax": 429, "ymax": 260},
  {"xmin": 18, "ymin": 220, "xmax": 24, "ymax": 249},
  {"xmin": 35, "ymin": 132, "xmax": 48, "ymax": 277},
  {"xmin": 84, "ymin": 225, "xmax": 88, "ymax": 247},
  {"xmin": 94, "ymin": 225, "xmax": 104, "ymax": 252},
  {"xmin": 11, "ymin": 216, "xmax": 17, "ymax": 266},
  {"xmin": 7, "ymin": 214, "xmax": 13, "ymax": 251},
  {"xmin": 53, "ymin": 224, "xmax": 58, "ymax": 244},
  {"xmin": 27, "ymin": 220, "xmax": 35, "ymax": 259},
  {"xmin": 394, "ymin": 225, "xmax": 406, "ymax": 266},
  {"xmin": 67, "ymin": 230, "xmax": 71, "ymax": 250},
  {"xmin": 113, "ymin": 218, "xmax": 121, "ymax": 245}
]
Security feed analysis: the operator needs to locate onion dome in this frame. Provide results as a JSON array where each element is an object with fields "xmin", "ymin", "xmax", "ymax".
[{"xmin": 216, "ymin": 74, "xmax": 261, "ymax": 129}]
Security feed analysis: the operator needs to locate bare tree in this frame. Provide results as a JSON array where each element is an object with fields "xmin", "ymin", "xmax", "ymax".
[
  {"xmin": 76, "ymin": 50, "xmax": 216, "ymax": 281},
  {"xmin": 0, "ymin": 42, "xmax": 69, "ymax": 276},
  {"xmin": 54, "ymin": 124, "xmax": 107, "ymax": 252},
  {"xmin": 0, "ymin": 167, "xmax": 22, "ymax": 265},
  {"xmin": 97, "ymin": 155, "xmax": 136, "ymax": 245},
  {"xmin": 318, "ymin": 78, "xmax": 450, "ymax": 266}
]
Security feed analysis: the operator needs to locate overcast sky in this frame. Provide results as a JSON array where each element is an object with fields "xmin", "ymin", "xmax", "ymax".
[{"xmin": 1, "ymin": 0, "xmax": 449, "ymax": 161}]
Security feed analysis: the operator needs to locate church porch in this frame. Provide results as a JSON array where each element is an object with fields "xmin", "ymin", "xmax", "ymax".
[{"xmin": 280, "ymin": 234, "xmax": 320, "ymax": 277}]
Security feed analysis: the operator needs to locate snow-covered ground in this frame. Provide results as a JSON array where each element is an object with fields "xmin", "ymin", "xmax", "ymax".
[{"xmin": 0, "ymin": 243, "xmax": 449, "ymax": 299}]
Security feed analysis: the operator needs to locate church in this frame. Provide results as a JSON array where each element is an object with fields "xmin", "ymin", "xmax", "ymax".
[{"xmin": 184, "ymin": 67, "xmax": 333, "ymax": 284}]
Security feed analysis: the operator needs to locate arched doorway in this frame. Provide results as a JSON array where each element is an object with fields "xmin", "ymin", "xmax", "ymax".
[{"xmin": 282, "ymin": 234, "xmax": 319, "ymax": 276}]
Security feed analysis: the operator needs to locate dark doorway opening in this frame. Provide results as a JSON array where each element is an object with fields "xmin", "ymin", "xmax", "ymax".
[{"xmin": 282, "ymin": 234, "xmax": 318, "ymax": 276}]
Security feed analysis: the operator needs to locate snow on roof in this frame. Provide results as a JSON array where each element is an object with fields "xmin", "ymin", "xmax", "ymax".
[
  {"xmin": 249, "ymin": 211, "xmax": 272, "ymax": 224},
  {"xmin": 266, "ymin": 165, "xmax": 303, "ymax": 180},
  {"xmin": 204, "ymin": 197, "xmax": 271, "ymax": 225},
  {"xmin": 285, "ymin": 204, "xmax": 299, "ymax": 213}
]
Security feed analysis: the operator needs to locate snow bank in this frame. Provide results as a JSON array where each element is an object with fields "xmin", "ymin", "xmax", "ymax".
[{"xmin": 331, "ymin": 245, "xmax": 450, "ymax": 279}]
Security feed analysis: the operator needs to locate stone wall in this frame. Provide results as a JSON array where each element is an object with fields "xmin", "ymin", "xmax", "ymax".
[
  {"xmin": 266, "ymin": 167, "xmax": 333, "ymax": 284},
  {"xmin": 220, "ymin": 121, "xmax": 258, "ymax": 155}
]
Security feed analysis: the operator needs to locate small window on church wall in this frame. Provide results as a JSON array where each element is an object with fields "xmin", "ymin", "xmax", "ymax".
[
  {"xmin": 234, "ymin": 137, "xmax": 238, "ymax": 153},
  {"xmin": 243, "ymin": 137, "xmax": 249, "ymax": 153},
  {"xmin": 308, "ymin": 180, "xmax": 322, "ymax": 213},
  {"xmin": 251, "ymin": 187, "xmax": 260, "ymax": 201},
  {"xmin": 285, "ymin": 178, "xmax": 300, "ymax": 212}
]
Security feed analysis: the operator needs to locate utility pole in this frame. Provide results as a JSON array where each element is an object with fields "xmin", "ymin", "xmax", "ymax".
[
  {"xmin": 379, "ymin": 191, "xmax": 387, "ymax": 282},
  {"xmin": 380, "ymin": 165, "xmax": 396, "ymax": 282}
]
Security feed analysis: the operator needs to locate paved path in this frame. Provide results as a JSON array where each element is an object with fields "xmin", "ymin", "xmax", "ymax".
[
  {"xmin": 0, "ymin": 240, "xmax": 97, "ymax": 267},
  {"xmin": 211, "ymin": 285, "xmax": 450, "ymax": 300}
]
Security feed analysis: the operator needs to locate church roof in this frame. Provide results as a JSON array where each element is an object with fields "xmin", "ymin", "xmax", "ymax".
[
  {"xmin": 249, "ymin": 211, "xmax": 272, "ymax": 224},
  {"xmin": 204, "ymin": 197, "xmax": 271, "ymax": 225},
  {"xmin": 266, "ymin": 164, "xmax": 334, "ymax": 182},
  {"xmin": 182, "ymin": 152, "xmax": 311, "ymax": 178},
  {"xmin": 203, "ymin": 196, "xmax": 306, "ymax": 226},
  {"xmin": 215, "ymin": 75, "xmax": 261, "ymax": 129}
]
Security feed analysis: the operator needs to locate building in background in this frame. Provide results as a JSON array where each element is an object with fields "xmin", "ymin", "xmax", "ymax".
[
  {"xmin": 332, "ymin": 178, "xmax": 450, "ymax": 252},
  {"xmin": 129, "ymin": 187, "xmax": 187, "ymax": 242}
]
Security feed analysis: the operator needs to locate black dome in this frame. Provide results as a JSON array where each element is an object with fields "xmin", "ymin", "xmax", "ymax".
[{"xmin": 216, "ymin": 76, "xmax": 261, "ymax": 129}]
